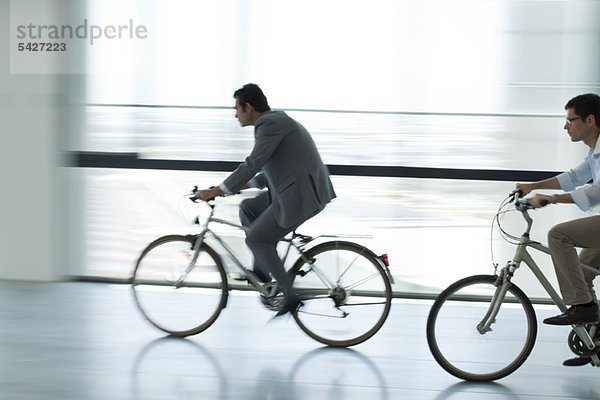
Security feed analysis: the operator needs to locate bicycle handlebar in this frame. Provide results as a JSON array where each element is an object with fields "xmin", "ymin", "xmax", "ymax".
[
  {"xmin": 508, "ymin": 189, "xmax": 537, "ymax": 212},
  {"xmin": 509, "ymin": 188, "xmax": 553, "ymax": 211}
]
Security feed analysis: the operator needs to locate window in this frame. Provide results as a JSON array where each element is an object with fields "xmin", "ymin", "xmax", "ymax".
[{"xmin": 78, "ymin": 0, "xmax": 600, "ymax": 297}]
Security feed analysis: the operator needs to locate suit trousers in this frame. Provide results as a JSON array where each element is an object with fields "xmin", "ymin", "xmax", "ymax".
[
  {"xmin": 548, "ymin": 215, "xmax": 600, "ymax": 305},
  {"xmin": 239, "ymin": 192, "xmax": 301, "ymax": 294}
]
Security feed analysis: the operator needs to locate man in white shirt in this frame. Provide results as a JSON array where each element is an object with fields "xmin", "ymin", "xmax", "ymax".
[{"xmin": 517, "ymin": 93, "xmax": 600, "ymax": 366}]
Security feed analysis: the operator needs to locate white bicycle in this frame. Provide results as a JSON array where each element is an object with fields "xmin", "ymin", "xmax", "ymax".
[
  {"xmin": 427, "ymin": 189, "xmax": 600, "ymax": 381},
  {"xmin": 132, "ymin": 188, "xmax": 394, "ymax": 347}
]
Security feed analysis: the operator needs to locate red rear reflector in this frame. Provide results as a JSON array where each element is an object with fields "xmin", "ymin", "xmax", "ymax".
[{"xmin": 379, "ymin": 253, "xmax": 389, "ymax": 267}]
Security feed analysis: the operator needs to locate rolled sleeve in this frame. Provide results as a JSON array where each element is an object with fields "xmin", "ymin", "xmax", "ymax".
[
  {"xmin": 556, "ymin": 171, "xmax": 577, "ymax": 192},
  {"xmin": 556, "ymin": 159, "xmax": 592, "ymax": 192},
  {"xmin": 570, "ymin": 184, "xmax": 600, "ymax": 212},
  {"xmin": 556, "ymin": 155, "xmax": 599, "ymax": 211}
]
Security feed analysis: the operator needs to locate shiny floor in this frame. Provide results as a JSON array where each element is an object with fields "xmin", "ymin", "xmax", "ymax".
[{"xmin": 0, "ymin": 281, "xmax": 598, "ymax": 399}]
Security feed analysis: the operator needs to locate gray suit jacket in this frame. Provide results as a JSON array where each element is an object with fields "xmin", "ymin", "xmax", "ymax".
[{"xmin": 222, "ymin": 110, "xmax": 336, "ymax": 228}]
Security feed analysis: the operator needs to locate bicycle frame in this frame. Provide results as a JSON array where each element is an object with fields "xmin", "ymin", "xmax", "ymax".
[
  {"xmin": 187, "ymin": 206, "xmax": 296, "ymax": 298},
  {"xmin": 482, "ymin": 201, "xmax": 600, "ymax": 364},
  {"xmin": 186, "ymin": 201, "xmax": 376, "ymax": 299}
]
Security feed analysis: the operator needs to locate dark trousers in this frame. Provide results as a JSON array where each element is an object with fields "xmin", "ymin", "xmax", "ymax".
[{"xmin": 239, "ymin": 192, "xmax": 300, "ymax": 295}]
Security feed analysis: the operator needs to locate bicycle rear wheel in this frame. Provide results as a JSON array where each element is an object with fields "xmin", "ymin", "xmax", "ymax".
[
  {"xmin": 426, "ymin": 275, "xmax": 537, "ymax": 381},
  {"xmin": 132, "ymin": 235, "xmax": 228, "ymax": 337},
  {"xmin": 289, "ymin": 241, "xmax": 392, "ymax": 347}
]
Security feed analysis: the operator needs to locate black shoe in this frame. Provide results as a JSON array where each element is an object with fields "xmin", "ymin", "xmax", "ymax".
[
  {"xmin": 273, "ymin": 295, "xmax": 302, "ymax": 318},
  {"xmin": 563, "ymin": 356, "xmax": 592, "ymax": 366},
  {"xmin": 543, "ymin": 304, "xmax": 599, "ymax": 326}
]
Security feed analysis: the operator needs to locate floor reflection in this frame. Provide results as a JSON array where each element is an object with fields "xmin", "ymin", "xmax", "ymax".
[
  {"xmin": 287, "ymin": 347, "xmax": 388, "ymax": 400},
  {"xmin": 131, "ymin": 337, "xmax": 228, "ymax": 400},
  {"xmin": 130, "ymin": 337, "xmax": 388, "ymax": 400},
  {"xmin": 433, "ymin": 381, "xmax": 519, "ymax": 400}
]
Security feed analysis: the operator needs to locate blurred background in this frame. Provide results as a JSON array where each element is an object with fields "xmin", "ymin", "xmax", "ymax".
[{"xmin": 2, "ymin": 0, "xmax": 600, "ymax": 299}]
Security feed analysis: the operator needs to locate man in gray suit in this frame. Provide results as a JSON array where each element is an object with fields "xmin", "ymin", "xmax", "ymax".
[{"xmin": 195, "ymin": 83, "xmax": 336, "ymax": 315}]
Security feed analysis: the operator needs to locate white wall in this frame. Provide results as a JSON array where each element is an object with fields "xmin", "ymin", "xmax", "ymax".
[{"xmin": 0, "ymin": 0, "xmax": 84, "ymax": 281}]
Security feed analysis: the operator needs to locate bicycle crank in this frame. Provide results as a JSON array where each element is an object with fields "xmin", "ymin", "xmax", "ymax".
[{"xmin": 568, "ymin": 324, "xmax": 600, "ymax": 357}]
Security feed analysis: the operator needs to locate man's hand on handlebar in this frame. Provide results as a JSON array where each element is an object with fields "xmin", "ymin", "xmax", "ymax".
[
  {"xmin": 193, "ymin": 186, "xmax": 225, "ymax": 202},
  {"xmin": 527, "ymin": 194, "xmax": 554, "ymax": 208},
  {"xmin": 515, "ymin": 183, "xmax": 535, "ymax": 197}
]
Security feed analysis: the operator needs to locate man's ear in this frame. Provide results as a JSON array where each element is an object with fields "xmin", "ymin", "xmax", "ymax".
[
  {"xmin": 244, "ymin": 102, "xmax": 254, "ymax": 113},
  {"xmin": 587, "ymin": 114, "xmax": 596, "ymax": 127}
]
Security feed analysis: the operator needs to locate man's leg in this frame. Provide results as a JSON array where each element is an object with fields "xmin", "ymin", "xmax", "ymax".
[
  {"xmin": 244, "ymin": 204, "xmax": 300, "ymax": 308},
  {"xmin": 556, "ymin": 224, "xmax": 600, "ymax": 366},
  {"xmin": 579, "ymin": 247, "xmax": 600, "ymax": 304},
  {"xmin": 544, "ymin": 216, "xmax": 600, "ymax": 325},
  {"xmin": 548, "ymin": 216, "xmax": 600, "ymax": 304},
  {"xmin": 239, "ymin": 192, "xmax": 272, "ymax": 282},
  {"xmin": 239, "ymin": 191, "xmax": 270, "ymax": 227}
]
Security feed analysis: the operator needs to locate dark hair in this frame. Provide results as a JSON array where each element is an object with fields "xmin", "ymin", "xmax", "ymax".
[
  {"xmin": 233, "ymin": 83, "xmax": 270, "ymax": 112},
  {"xmin": 565, "ymin": 93, "xmax": 600, "ymax": 129}
]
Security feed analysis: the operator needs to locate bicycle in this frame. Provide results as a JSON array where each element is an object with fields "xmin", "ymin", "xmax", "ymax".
[
  {"xmin": 426, "ymin": 189, "xmax": 600, "ymax": 381},
  {"xmin": 131, "ymin": 188, "xmax": 394, "ymax": 347}
]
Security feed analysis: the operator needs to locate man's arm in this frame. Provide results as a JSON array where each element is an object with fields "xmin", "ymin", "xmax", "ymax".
[
  {"xmin": 517, "ymin": 157, "xmax": 597, "ymax": 209},
  {"xmin": 516, "ymin": 177, "xmax": 569, "ymax": 208},
  {"xmin": 194, "ymin": 180, "xmax": 262, "ymax": 201},
  {"xmin": 516, "ymin": 177, "xmax": 561, "ymax": 196},
  {"xmin": 516, "ymin": 177, "xmax": 577, "ymax": 208},
  {"xmin": 221, "ymin": 119, "xmax": 283, "ymax": 193},
  {"xmin": 528, "ymin": 192, "xmax": 574, "ymax": 208}
]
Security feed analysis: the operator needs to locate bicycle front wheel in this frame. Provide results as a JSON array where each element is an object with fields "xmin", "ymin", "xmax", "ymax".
[
  {"xmin": 289, "ymin": 241, "xmax": 392, "ymax": 347},
  {"xmin": 426, "ymin": 275, "xmax": 537, "ymax": 381},
  {"xmin": 132, "ymin": 235, "xmax": 228, "ymax": 337}
]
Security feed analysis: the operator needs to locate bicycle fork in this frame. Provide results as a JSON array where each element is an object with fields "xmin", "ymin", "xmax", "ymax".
[
  {"xmin": 476, "ymin": 265, "xmax": 513, "ymax": 334},
  {"xmin": 174, "ymin": 233, "xmax": 207, "ymax": 289}
]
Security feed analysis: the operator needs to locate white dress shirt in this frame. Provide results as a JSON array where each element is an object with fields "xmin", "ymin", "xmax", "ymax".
[{"xmin": 557, "ymin": 137, "xmax": 600, "ymax": 211}]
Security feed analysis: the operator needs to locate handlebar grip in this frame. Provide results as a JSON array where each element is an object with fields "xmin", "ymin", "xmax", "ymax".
[
  {"xmin": 509, "ymin": 188, "xmax": 524, "ymax": 203},
  {"xmin": 189, "ymin": 185, "xmax": 200, "ymax": 202}
]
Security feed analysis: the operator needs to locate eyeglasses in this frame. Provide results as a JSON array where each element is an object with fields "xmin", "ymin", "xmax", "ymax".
[{"xmin": 566, "ymin": 117, "xmax": 582, "ymax": 125}]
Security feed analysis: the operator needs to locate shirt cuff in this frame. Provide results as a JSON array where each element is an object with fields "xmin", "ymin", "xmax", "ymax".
[
  {"xmin": 556, "ymin": 171, "xmax": 576, "ymax": 192},
  {"xmin": 570, "ymin": 188, "xmax": 591, "ymax": 212},
  {"xmin": 219, "ymin": 182, "xmax": 231, "ymax": 195}
]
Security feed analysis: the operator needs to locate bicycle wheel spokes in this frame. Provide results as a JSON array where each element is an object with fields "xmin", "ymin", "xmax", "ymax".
[
  {"xmin": 427, "ymin": 275, "xmax": 537, "ymax": 381},
  {"xmin": 132, "ymin": 236, "xmax": 227, "ymax": 337},
  {"xmin": 291, "ymin": 241, "xmax": 392, "ymax": 347}
]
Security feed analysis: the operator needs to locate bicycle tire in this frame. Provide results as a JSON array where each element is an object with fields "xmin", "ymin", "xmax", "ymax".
[
  {"xmin": 289, "ymin": 241, "xmax": 392, "ymax": 347},
  {"xmin": 426, "ymin": 275, "xmax": 537, "ymax": 381},
  {"xmin": 132, "ymin": 235, "xmax": 228, "ymax": 337}
]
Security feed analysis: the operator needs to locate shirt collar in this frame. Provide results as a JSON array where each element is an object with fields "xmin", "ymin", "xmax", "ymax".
[{"xmin": 593, "ymin": 136, "xmax": 600, "ymax": 156}]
